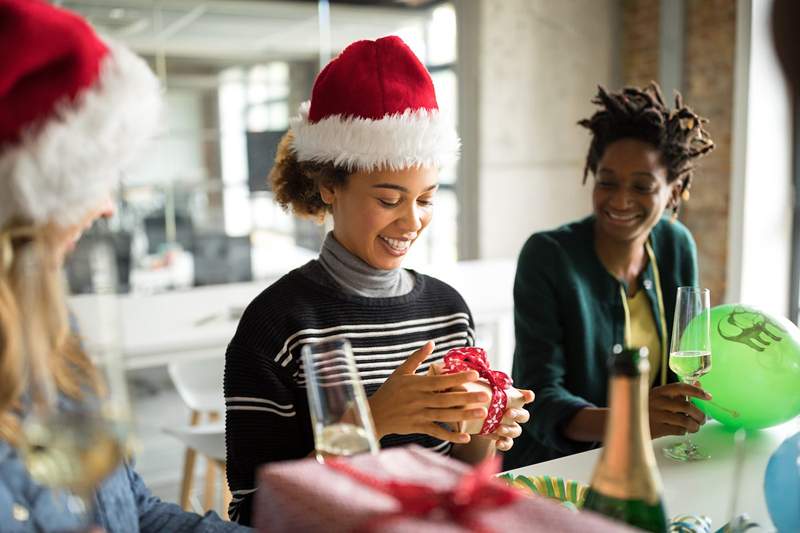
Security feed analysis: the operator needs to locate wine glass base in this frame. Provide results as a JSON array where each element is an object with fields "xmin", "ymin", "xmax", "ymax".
[{"xmin": 662, "ymin": 441, "xmax": 710, "ymax": 462}]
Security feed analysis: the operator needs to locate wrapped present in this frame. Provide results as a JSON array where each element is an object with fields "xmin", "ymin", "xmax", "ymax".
[
  {"xmin": 428, "ymin": 347, "xmax": 527, "ymax": 435},
  {"xmin": 254, "ymin": 445, "xmax": 634, "ymax": 533}
]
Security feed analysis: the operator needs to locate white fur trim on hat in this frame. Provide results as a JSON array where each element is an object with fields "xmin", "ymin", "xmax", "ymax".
[
  {"xmin": 289, "ymin": 101, "xmax": 461, "ymax": 172},
  {"xmin": 0, "ymin": 39, "xmax": 161, "ymax": 228}
]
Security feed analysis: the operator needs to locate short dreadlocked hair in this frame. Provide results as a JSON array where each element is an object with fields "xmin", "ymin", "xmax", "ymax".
[{"xmin": 578, "ymin": 82, "xmax": 714, "ymax": 209}]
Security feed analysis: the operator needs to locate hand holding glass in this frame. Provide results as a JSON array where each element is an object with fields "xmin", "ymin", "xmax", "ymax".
[
  {"xmin": 663, "ymin": 286, "xmax": 712, "ymax": 461},
  {"xmin": 20, "ymin": 241, "xmax": 133, "ymax": 525}
]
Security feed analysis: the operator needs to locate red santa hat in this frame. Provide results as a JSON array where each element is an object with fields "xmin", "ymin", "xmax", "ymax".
[
  {"xmin": 290, "ymin": 35, "xmax": 460, "ymax": 172},
  {"xmin": 0, "ymin": 0, "xmax": 160, "ymax": 228}
]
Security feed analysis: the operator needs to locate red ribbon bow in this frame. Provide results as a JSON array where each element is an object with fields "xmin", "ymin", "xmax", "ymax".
[
  {"xmin": 327, "ymin": 456, "xmax": 519, "ymax": 533},
  {"xmin": 443, "ymin": 347, "xmax": 513, "ymax": 435}
]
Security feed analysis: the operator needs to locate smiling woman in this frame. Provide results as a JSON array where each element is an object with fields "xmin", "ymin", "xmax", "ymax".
[
  {"xmin": 270, "ymin": 142, "xmax": 439, "ymax": 270},
  {"xmin": 224, "ymin": 35, "xmax": 533, "ymax": 526},
  {"xmin": 504, "ymin": 83, "xmax": 716, "ymax": 471}
]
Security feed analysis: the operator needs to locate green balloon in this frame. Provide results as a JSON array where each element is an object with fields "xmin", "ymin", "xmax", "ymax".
[{"xmin": 692, "ymin": 304, "xmax": 800, "ymax": 429}]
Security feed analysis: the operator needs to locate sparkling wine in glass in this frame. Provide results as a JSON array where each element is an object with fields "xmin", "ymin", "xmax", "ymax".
[
  {"xmin": 21, "ymin": 239, "xmax": 133, "ymax": 525},
  {"xmin": 663, "ymin": 286, "xmax": 712, "ymax": 462},
  {"xmin": 302, "ymin": 338, "xmax": 379, "ymax": 462},
  {"xmin": 21, "ymin": 412, "xmax": 128, "ymax": 514}
]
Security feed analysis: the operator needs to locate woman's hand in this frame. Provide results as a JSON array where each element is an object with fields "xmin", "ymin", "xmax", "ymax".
[
  {"xmin": 649, "ymin": 382, "xmax": 710, "ymax": 438},
  {"xmin": 483, "ymin": 389, "xmax": 535, "ymax": 451},
  {"xmin": 368, "ymin": 341, "xmax": 491, "ymax": 443}
]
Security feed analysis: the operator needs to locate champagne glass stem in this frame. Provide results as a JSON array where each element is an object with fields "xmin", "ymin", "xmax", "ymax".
[
  {"xmin": 682, "ymin": 393, "xmax": 694, "ymax": 451},
  {"xmin": 682, "ymin": 378, "xmax": 695, "ymax": 451}
]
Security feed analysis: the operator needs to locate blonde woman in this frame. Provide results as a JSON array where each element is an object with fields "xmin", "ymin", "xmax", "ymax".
[{"xmin": 0, "ymin": 1, "xmax": 247, "ymax": 530}]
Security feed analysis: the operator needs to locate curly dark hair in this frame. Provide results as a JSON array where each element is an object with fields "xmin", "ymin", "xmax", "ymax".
[
  {"xmin": 269, "ymin": 131, "xmax": 349, "ymax": 222},
  {"xmin": 578, "ymin": 82, "xmax": 715, "ymax": 211}
]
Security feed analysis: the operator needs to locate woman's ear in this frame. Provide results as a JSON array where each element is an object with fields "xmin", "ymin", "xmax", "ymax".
[
  {"xmin": 319, "ymin": 182, "xmax": 336, "ymax": 206},
  {"xmin": 667, "ymin": 181, "xmax": 682, "ymax": 210}
]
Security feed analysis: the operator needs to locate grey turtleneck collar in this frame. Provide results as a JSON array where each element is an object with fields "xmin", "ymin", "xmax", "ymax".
[{"xmin": 317, "ymin": 232, "xmax": 415, "ymax": 298}]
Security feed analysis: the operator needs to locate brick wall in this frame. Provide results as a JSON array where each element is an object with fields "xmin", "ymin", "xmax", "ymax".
[
  {"xmin": 621, "ymin": 0, "xmax": 660, "ymax": 87},
  {"xmin": 681, "ymin": 0, "xmax": 736, "ymax": 306},
  {"xmin": 621, "ymin": 0, "xmax": 736, "ymax": 305}
]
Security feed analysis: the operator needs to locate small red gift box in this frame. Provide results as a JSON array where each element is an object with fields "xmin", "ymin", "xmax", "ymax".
[
  {"xmin": 428, "ymin": 347, "xmax": 527, "ymax": 435},
  {"xmin": 254, "ymin": 446, "xmax": 633, "ymax": 533}
]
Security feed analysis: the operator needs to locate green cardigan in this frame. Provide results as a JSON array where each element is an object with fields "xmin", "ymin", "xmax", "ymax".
[{"xmin": 503, "ymin": 216, "xmax": 698, "ymax": 469}]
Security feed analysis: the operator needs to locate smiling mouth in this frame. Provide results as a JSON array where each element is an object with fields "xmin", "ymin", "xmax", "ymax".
[
  {"xmin": 379, "ymin": 235, "xmax": 412, "ymax": 252},
  {"xmin": 605, "ymin": 210, "xmax": 640, "ymax": 223}
]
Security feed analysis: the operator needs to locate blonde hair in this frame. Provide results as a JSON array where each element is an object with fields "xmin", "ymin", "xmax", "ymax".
[{"xmin": 0, "ymin": 221, "xmax": 99, "ymax": 446}]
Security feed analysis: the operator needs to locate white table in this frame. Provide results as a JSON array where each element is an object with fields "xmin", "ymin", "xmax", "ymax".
[{"xmin": 504, "ymin": 420, "xmax": 799, "ymax": 531}]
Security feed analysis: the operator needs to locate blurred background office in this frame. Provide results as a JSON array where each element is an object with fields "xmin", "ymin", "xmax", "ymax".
[{"xmin": 54, "ymin": 0, "xmax": 794, "ymax": 520}]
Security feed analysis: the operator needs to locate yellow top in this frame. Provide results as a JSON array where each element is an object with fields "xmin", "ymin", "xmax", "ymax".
[
  {"xmin": 626, "ymin": 288, "xmax": 661, "ymax": 385},
  {"xmin": 618, "ymin": 241, "xmax": 669, "ymax": 386}
]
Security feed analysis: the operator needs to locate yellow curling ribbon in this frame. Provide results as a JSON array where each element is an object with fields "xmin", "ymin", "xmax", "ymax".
[{"xmin": 499, "ymin": 474, "xmax": 588, "ymax": 507}]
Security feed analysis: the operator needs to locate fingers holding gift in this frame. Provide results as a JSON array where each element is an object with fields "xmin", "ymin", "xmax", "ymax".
[
  {"xmin": 426, "ymin": 406, "xmax": 487, "ymax": 423},
  {"xmin": 519, "ymin": 388, "xmax": 535, "ymax": 405},
  {"xmin": 480, "ymin": 420, "xmax": 522, "ymax": 451},
  {"xmin": 420, "ymin": 422, "xmax": 471, "ymax": 444},
  {"xmin": 419, "ymin": 371, "xmax": 481, "ymax": 391},
  {"xmin": 495, "ymin": 437, "xmax": 514, "ymax": 451},
  {"xmin": 481, "ymin": 432, "xmax": 516, "ymax": 451},
  {"xmin": 495, "ymin": 422, "xmax": 522, "ymax": 439},
  {"xmin": 426, "ymin": 390, "xmax": 491, "ymax": 408},
  {"xmin": 395, "ymin": 341, "xmax": 436, "ymax": 374},
  {"xmin": 505, "ymin": 408, "xmax": 530, "ymax": 425}
]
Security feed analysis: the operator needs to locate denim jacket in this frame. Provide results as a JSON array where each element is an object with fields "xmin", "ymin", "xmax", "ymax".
[{"xmin": 0, "ymin": 440, "xmax": 249, "ymax": 532}]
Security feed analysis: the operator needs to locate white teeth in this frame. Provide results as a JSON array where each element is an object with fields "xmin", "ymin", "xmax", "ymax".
[
  {"xmin": 607, "ymin": 211, "xmax": 636, "ymax": 221},
  {"xmin": 380, "ymin": 236, "xmax": 411, "ymax": 251}
]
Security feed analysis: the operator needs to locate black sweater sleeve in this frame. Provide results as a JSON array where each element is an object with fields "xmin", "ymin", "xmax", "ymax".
[{"xmin": 223, "ymin": 306, "xmax": 312, "ymax": 525}]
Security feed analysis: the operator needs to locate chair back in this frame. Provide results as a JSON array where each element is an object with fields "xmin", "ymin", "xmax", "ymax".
[{"xmin": 168, "ymin": 355, "xmax": 226, "ymax": 413}]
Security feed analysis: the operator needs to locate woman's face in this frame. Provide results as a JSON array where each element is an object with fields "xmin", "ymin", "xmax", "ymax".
[
  {"xmin": 321, "ymin": 166, "xmax": 438, "ymax": 270},
  {"xmin": 592, "ymin": 138, "xmax": 680, "ymax": 245},
  {"xmin": 54, "ymin": 195, "xmax": 115, "ymax": 263}
]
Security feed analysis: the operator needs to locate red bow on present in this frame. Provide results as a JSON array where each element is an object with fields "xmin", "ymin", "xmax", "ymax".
[
  {"xmin": 326, "ymin": 456, "xmax": 519, "ymax": 533},
  {"xmin": 443, "ymin": 347, "xmax": 513, "ymax": 435}
]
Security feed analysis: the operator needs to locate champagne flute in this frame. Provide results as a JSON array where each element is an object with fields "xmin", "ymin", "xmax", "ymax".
[
  {"xmin": 663, "ymin": 286, "xmax": 712, "ymax": 462},
  {"xmin": 301, "ymin": 338, "xmax": 380, "ymax": 462},
  {"xmin": 20, "ymin": 238, "xmax": 133, "ymax": 526}
]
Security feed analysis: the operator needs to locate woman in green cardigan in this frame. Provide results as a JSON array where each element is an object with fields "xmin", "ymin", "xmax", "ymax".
[{"xmin": 505, "ymin": 84, "xmax": 716, "ymax": 469}]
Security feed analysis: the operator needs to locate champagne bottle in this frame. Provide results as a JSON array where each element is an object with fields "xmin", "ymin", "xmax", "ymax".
[{"xmin": 582, "ymin": 346, "xmax": 668, "ymax": 533}]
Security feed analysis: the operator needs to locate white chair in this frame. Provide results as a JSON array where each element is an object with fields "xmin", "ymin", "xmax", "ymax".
[{"xmin": 165, "ymin": 355, "xmax": 229, "ymax": 515}]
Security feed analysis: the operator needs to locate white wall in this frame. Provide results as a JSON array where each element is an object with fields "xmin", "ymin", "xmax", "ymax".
[
  {"xmin": 462, "ymin": 0, "xmax": 620, "ymax": 260},
  {"xmin": 727, "ymin": 0, "xmax": 793, "ymax": 315}
]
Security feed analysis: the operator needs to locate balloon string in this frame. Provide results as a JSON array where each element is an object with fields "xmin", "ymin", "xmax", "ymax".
[
  {"xmin": 706, "ymin": 399, "xmax": 740, "ymax": 418},
  {"xmin": 726, "ymin": 429, "xmax": 746, "ymax": 526}
]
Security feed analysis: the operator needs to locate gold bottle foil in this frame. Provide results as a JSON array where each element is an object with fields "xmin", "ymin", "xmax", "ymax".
[{"xmin": 589, "ymin": 358, "xmax": 663, "ymax": 504}]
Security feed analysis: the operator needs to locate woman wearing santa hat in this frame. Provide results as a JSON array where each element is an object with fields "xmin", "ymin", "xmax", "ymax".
[
  {"xmin": 224, "ymin": 36, "xmax": 534, "ymax": 525},
  {"xmin": 0, "ymin": 0, "xmax": 247, "ymax": 530}
]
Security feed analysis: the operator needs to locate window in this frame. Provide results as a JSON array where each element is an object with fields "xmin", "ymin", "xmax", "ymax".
[{"xmin": 64, "ymin": 1, "xmax": 461, "ymax": 294}]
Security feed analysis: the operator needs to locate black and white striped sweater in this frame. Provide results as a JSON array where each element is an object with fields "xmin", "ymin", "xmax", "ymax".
[{"xmin": 223, "ymin": 261, "xmax": 475, "ymax": 525}]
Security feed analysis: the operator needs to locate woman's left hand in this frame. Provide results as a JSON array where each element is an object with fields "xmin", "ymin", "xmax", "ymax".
[{"xmin": 486, "ymin": 389, "xmax": 534, "ymax": 451}]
